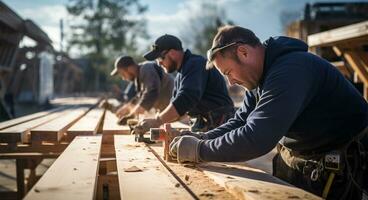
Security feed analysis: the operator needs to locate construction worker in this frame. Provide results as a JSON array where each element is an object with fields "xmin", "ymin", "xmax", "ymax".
[
  {"xmin": 138, "ymin": 34, "xmax": 234, "ymax": 132},
  {"xmin": 169, "ymin": 25, "xmax": 368, "ymax": 199},
  {"xmin": 111, "ymin": 56, "xmax": 174, "ymax": 123}
]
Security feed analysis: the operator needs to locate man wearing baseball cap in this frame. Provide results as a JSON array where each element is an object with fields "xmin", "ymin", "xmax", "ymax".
[
  {"xmin": 111, "ymin": 55, "xmax": 174, "ymax": 123},
  {"xmin": 138, "ymin": 34, "xmax": 234, "ymax": 132}
]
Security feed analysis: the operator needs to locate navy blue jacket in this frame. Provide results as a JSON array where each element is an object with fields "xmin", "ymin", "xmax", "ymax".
[
  {"xmin": 171, "ymin": 50, "xmax": 233, "ymax": 116},
  {"xmin": 200, "ymin": 37, "xmax": 368, "ymax": 162}
]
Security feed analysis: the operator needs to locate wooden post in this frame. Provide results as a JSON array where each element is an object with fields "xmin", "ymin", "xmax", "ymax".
[{"xmin": 16, "ymin": 159, "xmax": 25, "ymax": 199}]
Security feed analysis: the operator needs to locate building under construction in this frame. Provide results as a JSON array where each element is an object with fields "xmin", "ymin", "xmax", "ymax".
[{"xmin": 285, "ymin": 2, "xmax": 368, "ymax": 98}]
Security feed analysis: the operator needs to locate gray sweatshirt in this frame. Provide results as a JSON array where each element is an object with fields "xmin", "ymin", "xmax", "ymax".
[{"xmin": 135, "ymin": 61, "xmax": 174, "ymax": 112}]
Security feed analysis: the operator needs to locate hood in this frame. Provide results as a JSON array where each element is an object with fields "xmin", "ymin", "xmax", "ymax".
[{"xmin": 262, "ymin": 36, "xmax": 308, "ymax": 76}]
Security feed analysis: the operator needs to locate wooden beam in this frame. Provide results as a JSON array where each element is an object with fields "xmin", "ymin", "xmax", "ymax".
[
  {"xmin": 16, "ymin": 159, "xmax": 26, "ymax": 199},
  {"xmin": 30, "ymin": 107, "xmax": 90, "ymax": 143},
  {"xmin": 102, "ymin": 111, "xmax": 129, "ymax": 144},
  {"xmin": 199, "ymin": 162, "xmax": 321, "ymax": 200},
  {"xmin": 343, "ymin": 51, "xmax": 368, "ymax": 85},
  {"xmin": 149, "ymin": 144, "xmax": 236, "ymax": 199},
  {"xmin": 0, "ymin": 109, "xmax": 72, "ymax": 144},
  {"xmin": 0, "ymin": 152, "xmax": 60, "ymax": 159},
  {"xmin": 0, "ymin": 142, "xmax": 68, "ymax": 154},
  {"xmin": 50, "ymin": 97, "xmax": 101, "ymax": 107},
  {"xmin": 149, "ymin": 126, "xmax": 320, "ymax": 200},
  {"xmin": 114, "ymin": 135, "xmax": 192, "ymax": 199},
  {"xmin": 308, "ymin": 20, "xmax": 368, "ymax": 47},
  {"xmin": 102, "ymin": 111, "xmax": 130, "ymax": 135},
  {"xmin": 65, "ymin": 108, "xmax": 105, "ymax": 141},
  {"xmin": 24, "ymin": 136, "xmax": 102, "ymax": 200},
  {"xmin": 331, "ymin": 61, "xmax": 350, "ymax": 78},
  {"xmin": 0, "ymin": 106, "xmax": 67, "ymax": 130}
]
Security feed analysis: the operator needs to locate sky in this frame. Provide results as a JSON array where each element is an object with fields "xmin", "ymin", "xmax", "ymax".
[{"xmin": 2, "ymin": 0, "xmax": 366, "ymax": 55}]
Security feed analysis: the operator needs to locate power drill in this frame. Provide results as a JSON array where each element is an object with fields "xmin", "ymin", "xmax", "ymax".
[{"xmin": 127, "ymin": 119, "xmax": 153, "ymax": 143}]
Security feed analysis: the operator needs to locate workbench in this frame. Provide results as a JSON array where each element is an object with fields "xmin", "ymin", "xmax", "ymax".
[{"xmin": 0, "ymin": 97, "xmax": 321, "ymax": 200}]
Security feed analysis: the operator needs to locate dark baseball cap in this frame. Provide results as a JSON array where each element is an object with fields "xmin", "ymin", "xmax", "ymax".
[{"xmin": 143, "ymin": 34, "xmax": 182, "ymax": 60}]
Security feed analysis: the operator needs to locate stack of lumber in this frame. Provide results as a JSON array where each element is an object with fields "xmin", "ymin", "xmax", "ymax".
[{"xmin": 0, "ymin": 98, "xmax": 322, "ymax": 200}]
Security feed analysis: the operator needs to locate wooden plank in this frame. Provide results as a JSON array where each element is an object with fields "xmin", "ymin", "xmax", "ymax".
[
  {"xmin": 170, "ymin": 121, "xmax": 190, "ymax": 130},
  {"xmin": 66, "ymin": 108, "xmax": 105, "ymax": 140},
  {"xmin": 308, "ymin": 20, "xmax": 368, "ymax": 47},
  {"xmin": 30, "ymin": 107, "xmax": 90, "ymax": 143},
  {"xmin": 0, "ymin": 106, "xmax": 67, "ymax": 130},
  {"xmin": 0, "ymin": 142, "xmax": 68, "ymax": 154},
  {"xmin": 149, "ymin": 144, "xmax": 236, "ymax": 200},
  {"xmin": 149, "ymin": 135, "xmax": 319, "ymax": 200},
  {"xmin": 331, "ymin": 61, "xmax": 350, "ymax": 77},
  {"xmin": 199, "ymin": 163, "xmax": 321, "ymax": 200},
  {"xmin": 50, "ymin": 97, "xmax": 101, "ymax": 107},
  {"xmin": 102, "ymin": 111, "xmax": 130, "ymax": 135},
  {"xmin": 0, "ymin": 152, "xmax": 61, "ymax": 159},
  {"xmin": 0, "ymin": 109, "xmax": 73, "ymax": 144},
  {"xmin": 343, "ymin": 51, "xmax": 368, "ymax": 86},
  {"xmin": 114, "ymin": 135, "xmax": 192, "ymax": 200},
  {"xmin": 24, "ymin": 136, "xmax": 102, "ymax": 200}
]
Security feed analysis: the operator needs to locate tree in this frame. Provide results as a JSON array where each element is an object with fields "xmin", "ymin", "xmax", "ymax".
[
  {"xmin": 66, "ymin": 0, "xmax": 148, "ymax": 91},
  {"xmin": 181, "ymin": 2, "xmax": 233, "ymax": 56}
]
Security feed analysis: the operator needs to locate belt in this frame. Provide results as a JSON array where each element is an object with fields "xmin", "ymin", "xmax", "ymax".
[
  {"xmin": 283, "ymin": 125, "xmax": 368, "ymax": 157},
  {"xmin": 279, "ymin": 126, "xmax": 368, "ymax": 173}
]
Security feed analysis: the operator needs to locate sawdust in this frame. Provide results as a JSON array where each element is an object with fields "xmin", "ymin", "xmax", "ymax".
[
  {"xmin": 165, "ymin": 162, "xmax": 236, "ymax": 200},
  {"xmin": 124, "ymin": 166, "xmax": 142, "ymax": 172},
  {"xmin": 123, "ymin": 144, "xmax": 141, "ymax": 149},
  {"xmin": 149, "ymin": 145, "xmax": 236, "ymax": 199},
  {"xmin": 199, "ymin": 192, "xmax": 215, "ymax": 197}
]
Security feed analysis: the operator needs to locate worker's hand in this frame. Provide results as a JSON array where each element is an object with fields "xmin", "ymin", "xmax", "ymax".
[
  {"xmin": 180, "ymin": 130, "xmax": 209, "ymax": 140},
  {"xmin": 137, "ymin": 117, "xmax": 162, "ymax": 133},
  {"xmin": 169, "ymin": 136, "xmax": 202, "ymax": 163},
  {"xmin": 117, "ymin": 114, "xmax": 134, "ymax": 125},
  {"xmin": 116, "ymin": 105, "xmax": 129, "ymax": 118}
]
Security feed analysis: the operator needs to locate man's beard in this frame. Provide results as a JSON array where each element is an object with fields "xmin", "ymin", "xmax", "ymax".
[
  {"xmin": 126, "ymin": 71, "xmax": 136, "ymax": 81},
  {"xmin": 166, "ymin": 57, "xmax": 177, "ymax": 73}
]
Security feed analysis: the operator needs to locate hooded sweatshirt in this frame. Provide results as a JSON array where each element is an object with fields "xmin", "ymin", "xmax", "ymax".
[
  {"xmin": 199, "ymin": 36, "xmax": 368, "ymax": 162},
  {"xmin": 171, "ymin": 50, "xmax": 233, "ymax": 116}
]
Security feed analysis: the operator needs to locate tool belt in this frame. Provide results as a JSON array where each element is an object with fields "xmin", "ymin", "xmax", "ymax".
[
  {"xmin": 275, "ymin": 126, "xmax": 368, "ymax": 199},
  {"xmin": 189, "ymin": 106, "xmax": 235, "ymax": 132}
]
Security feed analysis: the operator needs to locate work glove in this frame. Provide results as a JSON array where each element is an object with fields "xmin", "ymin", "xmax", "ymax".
[
  {"xmin": 179, "ymin": 130, "xmax": 209, "ymax": 140},
  {"xmin": 169, "ymin": 136, "xmax": 203, "ymax": 163},
  {"xmin": 137, "ymin": 117, "xmax": 162, "ymax": 133}
]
